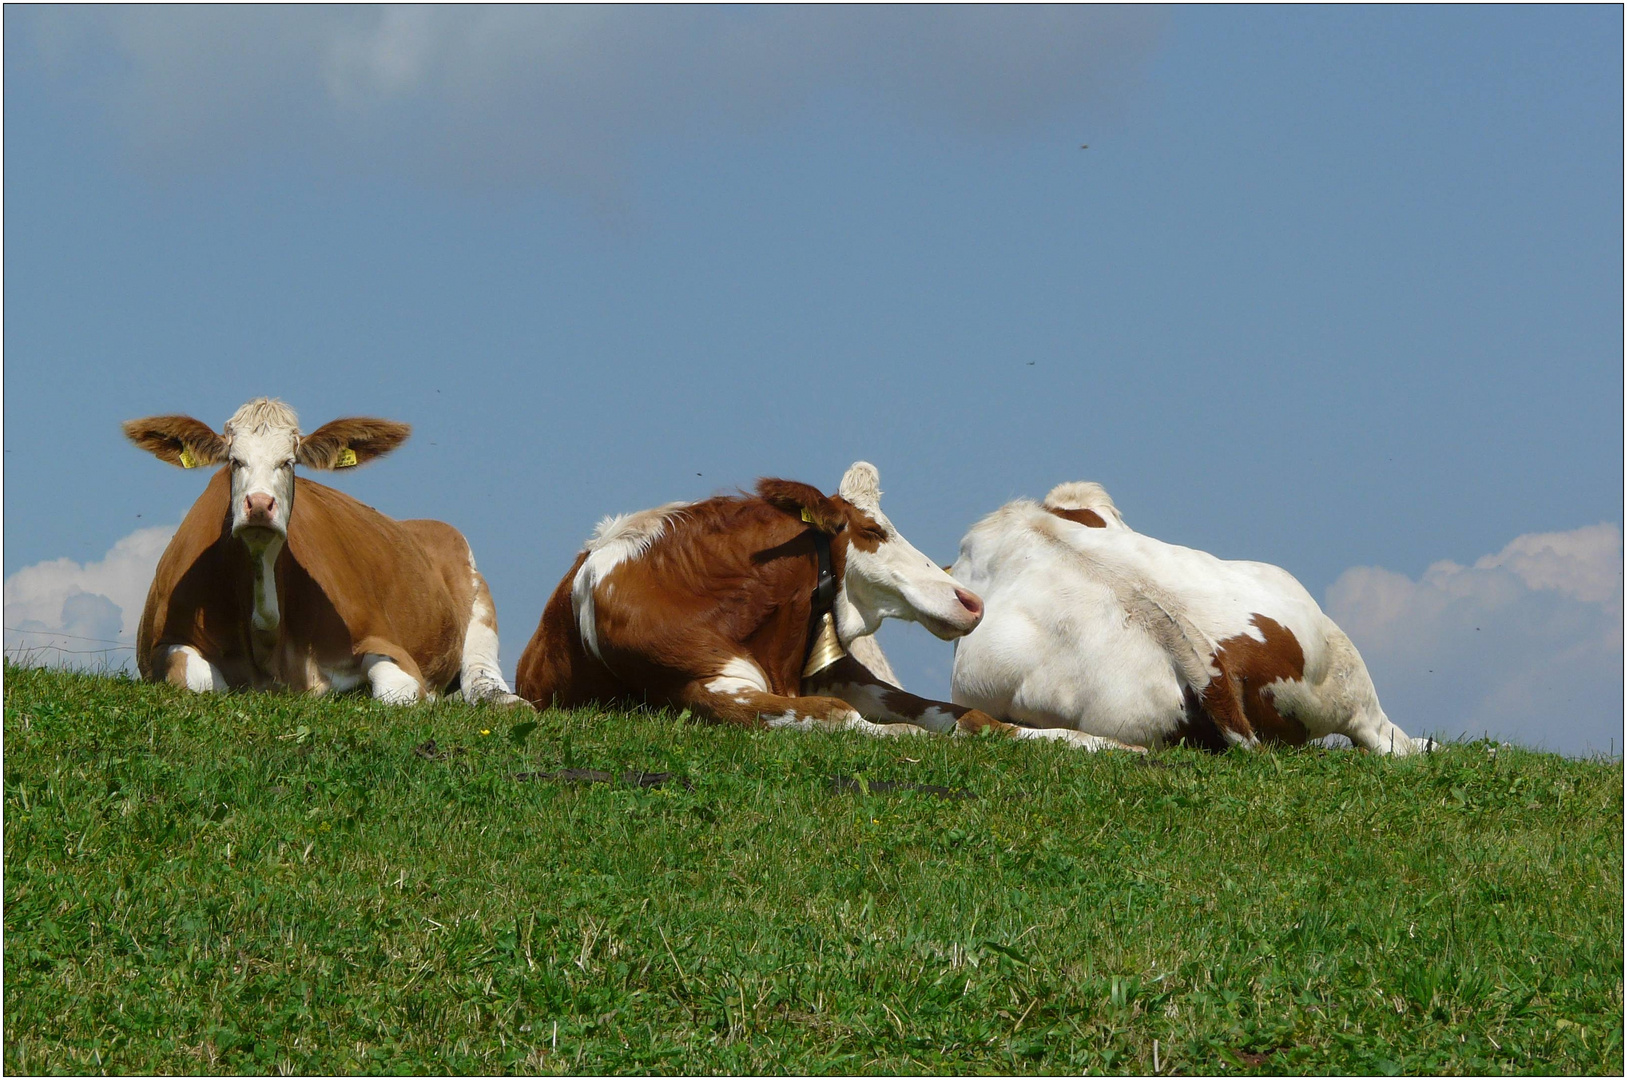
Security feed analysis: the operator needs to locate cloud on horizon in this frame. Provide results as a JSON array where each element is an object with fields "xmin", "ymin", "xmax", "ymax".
[
  {"xmin": 4, "ymin": 524, "xmax": 175, "ymax": 672},
  {"xmin": 1326, "ymin": 523, "xmax": 1623, "ymax": 757},
  {"xmin": 11, "ymin": 5, "xmax": 1166, "ymax": 198}
]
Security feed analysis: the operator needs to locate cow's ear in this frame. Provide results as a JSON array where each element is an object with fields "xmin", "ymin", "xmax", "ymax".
[
  {"xmin": 296, "ymin": 418, "xmax": 411, "ymax": 470},
  {"xmin": 756, "ymin": 478, "xmax": 846, "ymax": 534},
  {"xmin": 837, "ymin": 461, "xmax": 883, "ymax": 513},
  {"xmin": 123, "ymin": 415, "xmax": 228, "ymax": 469}
]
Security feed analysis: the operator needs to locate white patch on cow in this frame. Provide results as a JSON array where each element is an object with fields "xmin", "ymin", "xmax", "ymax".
[
  {"xmin": 706, "ymin": 656, "xmax": 770, "ymax": 697},
  {"xmin": 571, "ymin": 501, "xmax": 690, "ymax": 663},
  {"xmin": 363, "ymin": 655, "xmax": 423, "ymax": 704},
  {"xmin": 246, "ymin": 537, "xmax": 284, "ymax": 633},
  {"xmin": 458, "ymin": 554, "xmax": 523, "ymax": 705},
  {"xmin": 950, "ymin": 491, "xmax": 1427, "ymax": 754},
  {"xmin": 167, "ymin": 645, "xmax": 227, "ymax": 692}
]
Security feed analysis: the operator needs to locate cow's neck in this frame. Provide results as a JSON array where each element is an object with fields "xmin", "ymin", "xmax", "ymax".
[
  {"xmin": 827, "ymin": 535, "xmax": 871, "ymax": 646},
  {"xmin": 238, "ymin": 532, "xmax": 285, "ymax": 666}
]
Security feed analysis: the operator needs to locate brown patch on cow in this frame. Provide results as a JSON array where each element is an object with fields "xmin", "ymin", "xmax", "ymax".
[
  {"xmin": 881, "ymin": 688, "xmax": 928, "ymax": 721},
  {"xmin": 1173, "ymin": 614, "xmax": 1308, "ymax": 750},
  {"xmin": 123, "ymin": 415, "xmax": 229, "ymax": 469},
  {"xmin": 1046, "ymin": 505, "xmax": 1108, "ymax": 528},
  {"xmin": 519, "ymin": 490, "xmax": 836, "ymax": 707},
  {"xmin": 296, "ymin": 417, "xmax": 412, "ymax": 470}
]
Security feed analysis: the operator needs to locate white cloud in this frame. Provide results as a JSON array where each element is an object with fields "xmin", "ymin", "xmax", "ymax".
[
  {"xmin": 11, "ymin": 6, "xmax": 1166, "ymax": 197},
  {"xmin": 1326, "ymin": 524, "xmax": 1623, "ymax": 757},
  {"xmin": 4, "ymin": 525, "xmax": 175, "ymax": 671}
]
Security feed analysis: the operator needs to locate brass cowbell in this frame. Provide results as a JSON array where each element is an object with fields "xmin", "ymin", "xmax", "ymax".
[{"xmin": 801, "ymin": 611, "xmax": 846, "ymax": 677}]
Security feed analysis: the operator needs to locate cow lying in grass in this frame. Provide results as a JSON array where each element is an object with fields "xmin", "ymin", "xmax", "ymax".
[
  {"xmin": 950, "ymin": 482, "xmax": 1433, "ymax": 754},
  {"xmin": 124, "ymin": 398, "xmax": 526, "ymax": 707},
  {"xmin": 516, "ymin": 463, "xmax": 1132, "ymax": 748}
]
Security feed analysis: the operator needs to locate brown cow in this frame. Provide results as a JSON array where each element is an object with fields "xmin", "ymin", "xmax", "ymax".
[
  {"xmin": 516, "ymin": 462, "xmax": 1134, "ymax": 748},
  {"xmin": 124, "ymin": 398, "xmax": 526, "ymax": 707}
]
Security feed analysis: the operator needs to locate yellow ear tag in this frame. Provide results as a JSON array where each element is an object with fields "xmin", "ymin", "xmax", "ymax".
[
  {"xmin": 178, "ymin": 448, "xmax": 200, "ymax": 469},
  {"xmin": 801, "ymin": 508, "xmax": 815, "ymax": 524},
  {"xmin": 336, "ymin": 447, "xmax": 359, "ymax": 468}
]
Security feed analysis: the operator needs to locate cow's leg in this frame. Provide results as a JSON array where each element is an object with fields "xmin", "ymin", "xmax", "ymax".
[
  {"xmin": 161, "ymin": 645, "xmax": 227, "ymax": 693},
  {"xmin": 458, "ymin": 570, "xmax": 531, "ymax": 709},
  {"xmin": 362, "ymin": 655, "xmax": 426, "ymax": 705},
  {"xmin": 1344, "ymin": 709, "xmax": 1434, "ymax": 756},
  {"xmin": 807, "ymin": 656, "xmax": 1144, "ymax": 751},
  {"xmin": 1287, "ymin": 631, "xmax": 1434, "ymax": 755},
  {"xmin": 678, "ymin": 679, "xmax": 925, "ymax": 738}
]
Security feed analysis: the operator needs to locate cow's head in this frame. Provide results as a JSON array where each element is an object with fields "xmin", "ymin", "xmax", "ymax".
[
  {"xmin": 123, "ymin": 398, "xmax": 411, "ymax": 549},
  {"xmin": 760, "ymin": 462, "xmax": 983, "ymax": 643}
]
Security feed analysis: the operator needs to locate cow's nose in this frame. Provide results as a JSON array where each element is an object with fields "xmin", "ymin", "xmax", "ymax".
[
  {"xmin": 244, "ymin": 493, "xmax": 276, "ymax": 524},
  {"xmin": 954, "ymin": 587, "xmax": 984, "ymax": 619}
]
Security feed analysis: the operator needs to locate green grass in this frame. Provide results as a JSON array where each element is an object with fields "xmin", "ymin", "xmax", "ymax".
[{"xmin": 4, "ymin": 664, "xmax": 1621, "ymax": 1075}]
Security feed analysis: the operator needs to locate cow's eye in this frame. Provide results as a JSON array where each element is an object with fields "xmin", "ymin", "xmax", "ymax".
[{"xmin": 229, "ymin": 457, "xmax": 245, "ymax": 469}]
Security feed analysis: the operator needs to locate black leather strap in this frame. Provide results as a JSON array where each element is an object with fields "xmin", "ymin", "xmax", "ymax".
[{"xmin": 804, "ymin": 528, "xmax": 839, "ymax": 666}]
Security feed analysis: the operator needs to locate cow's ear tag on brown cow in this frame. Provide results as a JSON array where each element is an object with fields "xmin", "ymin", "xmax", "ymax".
[
  {"xmin": 179, "ymin": 448, "xmax": 200, "ymax": 469},
  {"xmin": 336, "ymin": 447, "xmax": 359, "ymax": 468},
  {"xmin": 801, "ymin": 508, "xmax": 815, "ymax": 525}
]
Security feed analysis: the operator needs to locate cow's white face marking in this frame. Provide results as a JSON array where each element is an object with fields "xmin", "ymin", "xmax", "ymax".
[
  {"xmin": 224, "ymin": 400, "xmax": 301, "ymax": 544},
  {"xmin": 833, "ymin": 463, "xmax": 983, "ymax": 643}
]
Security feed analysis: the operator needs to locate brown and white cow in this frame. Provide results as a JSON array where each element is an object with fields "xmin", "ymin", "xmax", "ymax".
[
  {"xmin": 124, "ymin": 398, "xmax": 526, "ymax": 707},
  {"xmin": 516, "ymin": 462, "xmax": 1133, "ymax": 749},
  {"xmin": 949, "ymin": 481, "xmax": 1434, "ymax": 754}
]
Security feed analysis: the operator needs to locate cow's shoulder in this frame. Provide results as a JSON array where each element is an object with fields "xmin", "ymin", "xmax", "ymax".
[{"xmin": 284, "ymin": 477, "xmax": 460, "ymax": 617}]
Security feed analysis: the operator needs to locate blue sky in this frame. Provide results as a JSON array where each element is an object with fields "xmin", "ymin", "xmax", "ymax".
[{"xmin": 5, "ymin": 6, "xmax": 1621, "ymax": 755}]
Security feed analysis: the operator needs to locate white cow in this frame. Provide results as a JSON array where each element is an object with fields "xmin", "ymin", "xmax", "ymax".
[{"xmin": 949, "ymin": 482, "xmax": 1432, "ymax": 754}]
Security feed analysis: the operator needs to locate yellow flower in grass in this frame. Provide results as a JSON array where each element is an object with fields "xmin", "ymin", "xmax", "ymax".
[{"xmin": 480, "ymin": 729, "xmax": 491, "ymax": 736}]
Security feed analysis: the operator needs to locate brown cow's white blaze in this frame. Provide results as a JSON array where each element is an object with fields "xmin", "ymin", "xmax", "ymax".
[
  {"xmin": 123, "ymin": 397, "xmax": 527, "ymax": 708},
  {"xmin": 515, "ymin": 462, "xmax": 1131, "ymax": 750}
]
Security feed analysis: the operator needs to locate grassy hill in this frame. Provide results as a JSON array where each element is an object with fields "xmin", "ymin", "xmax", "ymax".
[{"xmin": 5, "ymin": 664, "xmax": 1621, "ymax": 1074}]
